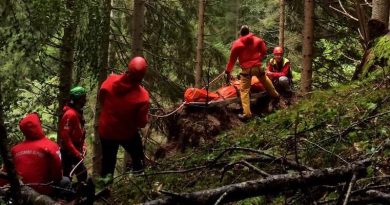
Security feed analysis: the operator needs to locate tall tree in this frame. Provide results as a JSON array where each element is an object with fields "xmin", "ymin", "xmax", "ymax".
[
  {"xmin": 371, "ymin": 0, "xmax": 390, "ymax": 27},
  {"xmin": 279, "ymin": 0, "xmax": 285, "ymax": 47},
  {"xmin": 194, "ymin": 0, "xmax": 206, "ymax": 88},
  {"xmin": 300, "ymin": 0, "xmax": 315, "ymax": 94},
  {"xmin": 93, "ymin": 0, "xmax": 112, "ymax": 176},
  {"xmin": 124, "ymin": 0, "xmax": 146, "ymax": 172},
  {"xmin": 58, "ymin": 0, "xmax": 78, "ymax": 139},
  {"xmin": 235, "ymin": 0, "xmax": 240, "ymax": 38},
  {"xmin": 132, "ymin": 0, "xmax": 145, "ymax": 57},
  {"xmin": 0, "ymin": 83, "xmax": 22, "ymax": 205}
]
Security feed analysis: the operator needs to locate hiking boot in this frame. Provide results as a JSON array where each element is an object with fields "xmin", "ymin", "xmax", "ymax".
[
  {"xmin": 238, "ymin": 114, "xmax": 252, "ymax": 121},
  {"xmin": 270, "ymin": 96, "xmax": 287, "ymax": 110}
]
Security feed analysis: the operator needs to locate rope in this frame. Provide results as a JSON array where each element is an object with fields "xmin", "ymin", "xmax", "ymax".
[
  {"xmin": 149, "ymin": 102, "xmax": 186, "ymax": 118},
  {"xmin": 69, "ymin": 150, "xmax": 87, "ymax": 177},
  {"xmin": 69, "ymin": 158, "xmax": 84, "ymax": 178},
  {"xmin": 147, "ymin": 72, "xmax": 224, "ymax": 119},
  {"xmin": 201, "ymin": 72, "xmax": 225, "ymax": 89}
]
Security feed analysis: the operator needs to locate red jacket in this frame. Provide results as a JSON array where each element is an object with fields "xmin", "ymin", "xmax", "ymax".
[
  {"xmin": 59, "ymin": 105, "xmax": 85, "ymax": 159},
  {"xmin": 266, "ymin": 58, "xmax": 292, "ymax": 79},
  {"xmin": 99, "ymin": 74, "xmax": 149, "ymax": 141},
  {"xmin": 3, "ymin": 113, "xmax": 62, "ymax": 195},
  {"xmin": 226, "ymin": 33, "xmax": 267, "ymax": 73}
]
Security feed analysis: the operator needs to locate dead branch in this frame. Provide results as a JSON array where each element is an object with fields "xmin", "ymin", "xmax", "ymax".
[
  {"xmin": 140, "ymin": 161, "xmax": 369, "ymax": 205},
  {"xmin": 220, "ymin": 160, "xmax": 270, "ymax": 182},
  {"xmin": 347, "ymin": 190, "xmax": 390, "ymax": 205},
  {"xmin": 342, "ymin": 172, "xmax": 357, "ymax": 205}
]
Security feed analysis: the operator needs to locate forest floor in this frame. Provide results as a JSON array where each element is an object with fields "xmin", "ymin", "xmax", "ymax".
[{"xmin": 96, "ymin": 69, "xmax": 390, "ymax": 204}]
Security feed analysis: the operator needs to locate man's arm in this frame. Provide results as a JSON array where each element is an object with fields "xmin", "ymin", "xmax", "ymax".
[
  {"xmin": 226, "ymin": 46, "xmax": 239, "ymax": 74},
  {"xmin": 258, "ymin": 39, "xmax": 267, "ymax": 59},
  {"xmin": 267, "ymin": 62, "xmax": 291, "ymax": 78},
  {"xmin": 47, "ymin": 144, "xmax": 63, "ymax": 181},
  {"xmin": 136, "ymin": 96, "xmax": 150, "ymax": 128},
  {"xmin": 59, "ymin": 114, "xmax": 82, "ymax": 159}
]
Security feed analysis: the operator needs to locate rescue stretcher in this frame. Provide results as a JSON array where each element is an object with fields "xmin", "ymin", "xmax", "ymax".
[{"xmin": 184, "ymin": 76, "xmax": 267, "ymax": 107}]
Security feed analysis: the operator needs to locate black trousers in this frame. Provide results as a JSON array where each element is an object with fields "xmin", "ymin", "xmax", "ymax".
[
  {"xmin": 61, "ymin": 150, "xmax": 87, "ymax": 182},
  {"xmin": 100, "ymin": 132, "xmax": 145, "ymax": 177}
]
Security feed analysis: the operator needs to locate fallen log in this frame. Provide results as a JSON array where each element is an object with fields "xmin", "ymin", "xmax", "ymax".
[
  {"xmin": 140, "ymin": 161, "xmax": 369, "ymax": 205},
  {"xmin": 348, "ymin": 190, "xmax": 390, "ymax": 205},
  {"xmin": 1, "ymin": 185, "xmax": 59, "ymax": 205},
  {"xmin": 20, "ymin": 186, "xmax": 60, "ymax": 205}
]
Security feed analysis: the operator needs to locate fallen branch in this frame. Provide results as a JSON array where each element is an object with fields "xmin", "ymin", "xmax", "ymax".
[
  {"xmin": 342, "ymin": 172, "xmax": 357, "ymax": 205},
  {"xmin": 348, "ymin": 190, "xmax": 390, "ymax": 205},
  {"xmin": 140, "ymin": 161, "xmax": 369, "ymax": 205},
  {"xmin": 220, "ymin": 160, "xmax": 270, "ymax": 182}
]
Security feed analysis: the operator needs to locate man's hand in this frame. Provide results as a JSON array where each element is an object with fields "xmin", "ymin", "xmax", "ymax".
[
  {"xmin": 225, "ymin": 71, "xmax": 231, "ymax": 84},
  {"xmin": 82, "ymin": 143, "xmax": 87, "ymax": 156}
]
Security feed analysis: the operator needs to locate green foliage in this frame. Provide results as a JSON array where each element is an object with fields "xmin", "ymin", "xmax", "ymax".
[
  {"xmin": 238, "ymin": 196, "xmax": 266, "ymax": 205},
  {"xmin": 114, "ymin": 66, "xmax": 390, "ymax": 203},
  {"xmin": 361, "ymin": 35, "xmax": 390, "ymax": 77}
]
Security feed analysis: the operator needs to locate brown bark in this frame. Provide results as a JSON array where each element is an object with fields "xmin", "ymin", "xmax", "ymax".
[
  {"xmin": 300, "ymin": 0, "xmax": 315, "ymax": 94},
  {"xmin": 355, "ymin": 1, "xmax": 369, "ymax": 47},
  {"xmin": 58, "ymin": 0, "xmax": 77, "ymax": 143},
  {"xmin": 131, "ymin": 0, "xmax": 145, "ymax": 57},
  {"xmin": 93, "ymin": 0, "xmax": 112, "ymax": 176},
  {"xmin": 0, "ymin": 83, "xmax": 22, "ymax": 204},
  {"xmin": 124, "ymin": 0, "xmax": 146, "ymax": 172},
  {"xmin": 195, "ymin": 0, "xmax": 206, "ymax": 88},
  {"xmin": 235, "ymin": 0, "xmax": 240, "ymax": 38},
  {"xmin": 278, "ymin": 0, "xmax": 285, "ymax": 47},
  {"xmin": 372, "ymin": 0, "xmax": 390, "ymax": 27},
  {"xmin": 141, "ymin": 162, "xmax": 369, "ymax": 205}
]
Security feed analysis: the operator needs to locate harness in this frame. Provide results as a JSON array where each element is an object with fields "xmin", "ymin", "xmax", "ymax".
[{"xmin": 269, "ymin": 58, "xmax": 292, "ymax": 79}]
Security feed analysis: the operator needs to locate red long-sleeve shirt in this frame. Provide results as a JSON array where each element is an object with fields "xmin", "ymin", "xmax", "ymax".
[
  {"xmin": 59, "ymin": 106, "xmax": 85, "ymax": 159},
  {"xmin": 99, "ymin": 74, "xmax": 149, "ymax": 141},
  {"xmin": 225, "ymin": 33, "xmax": 267, "ymax": 73},
  {"xmin": 1, "ymin": 113, "xmax": 63, "ymax": 195},
  {"xmin": 266, "ymin": 58, "xmax": 291, "ymax": 79}
]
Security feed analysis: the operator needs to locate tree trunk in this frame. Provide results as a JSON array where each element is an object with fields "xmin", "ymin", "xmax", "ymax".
[
  {"xmin": 371, "ymin": 0, "xmax": 390, "ymax": 27},
  {"xmin": 355, "ymin": 1, "xmax": 369, "ymax": 48},
  {"xmin": 300, "ymin": 0, "xmax": 314, "ymax": 94},
  {"xmin": 131, "ymin": 0, "xmax": 145, "ymax": 57},
  {"xmin": 123, "ymin": 0, "xmax": 146, "ymax": 172},
  {"xmin": 58, "ymin": 0, "xmax": 77, "ymax": 143},
  {"xmin": 93, "ymin": 0, "xmax": 112, "ymax": 176},
  {"xmin": 278, "ymin": 0, "xmax": 285, "ymax": 47},
  {"xmin": 141, "ymin": 162, "xmax": 369, "ymax": 205},
  {"xmin": 0, "ymin": 83, "xmax": 22, "ymax": 204},
  {"xmin": 235, "ymin": 0, "xmax": 240, "ymax": 38},
  {"xmin": 0, "ymin": 0, "xmax": 10, "ymax": 24},
  {"xmin": 194, "ymin": 0, "xmax": 206, "ymax": 88}
]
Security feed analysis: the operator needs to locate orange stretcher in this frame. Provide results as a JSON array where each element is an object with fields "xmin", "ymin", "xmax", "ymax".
[{"xmin": 184, "ymin": 76, "xmax": 266, "ymax": 106}]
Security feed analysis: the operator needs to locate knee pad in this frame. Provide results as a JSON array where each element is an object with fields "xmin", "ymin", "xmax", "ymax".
[{"xmin": 278, "ymin": 76, "xmax": 290, "ymax": 88}]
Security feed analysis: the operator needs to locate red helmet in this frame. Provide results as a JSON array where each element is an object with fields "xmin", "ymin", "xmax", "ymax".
[
  {"xmin": 127, "ymin": 56, "xmax": 148, "ymax": 82},
  {"xmin": 273, "ymin": 46, "xmax": 284, "ymax": 55}
]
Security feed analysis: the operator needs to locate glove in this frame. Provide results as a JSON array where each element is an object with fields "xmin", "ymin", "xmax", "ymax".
[
  {"xmin": 225, "ymin": 71, "xmax": 231, "ymax": 84},
  {"xmin": 82, "ymin": 143, "xmax": 87, "ymax": 156}
]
